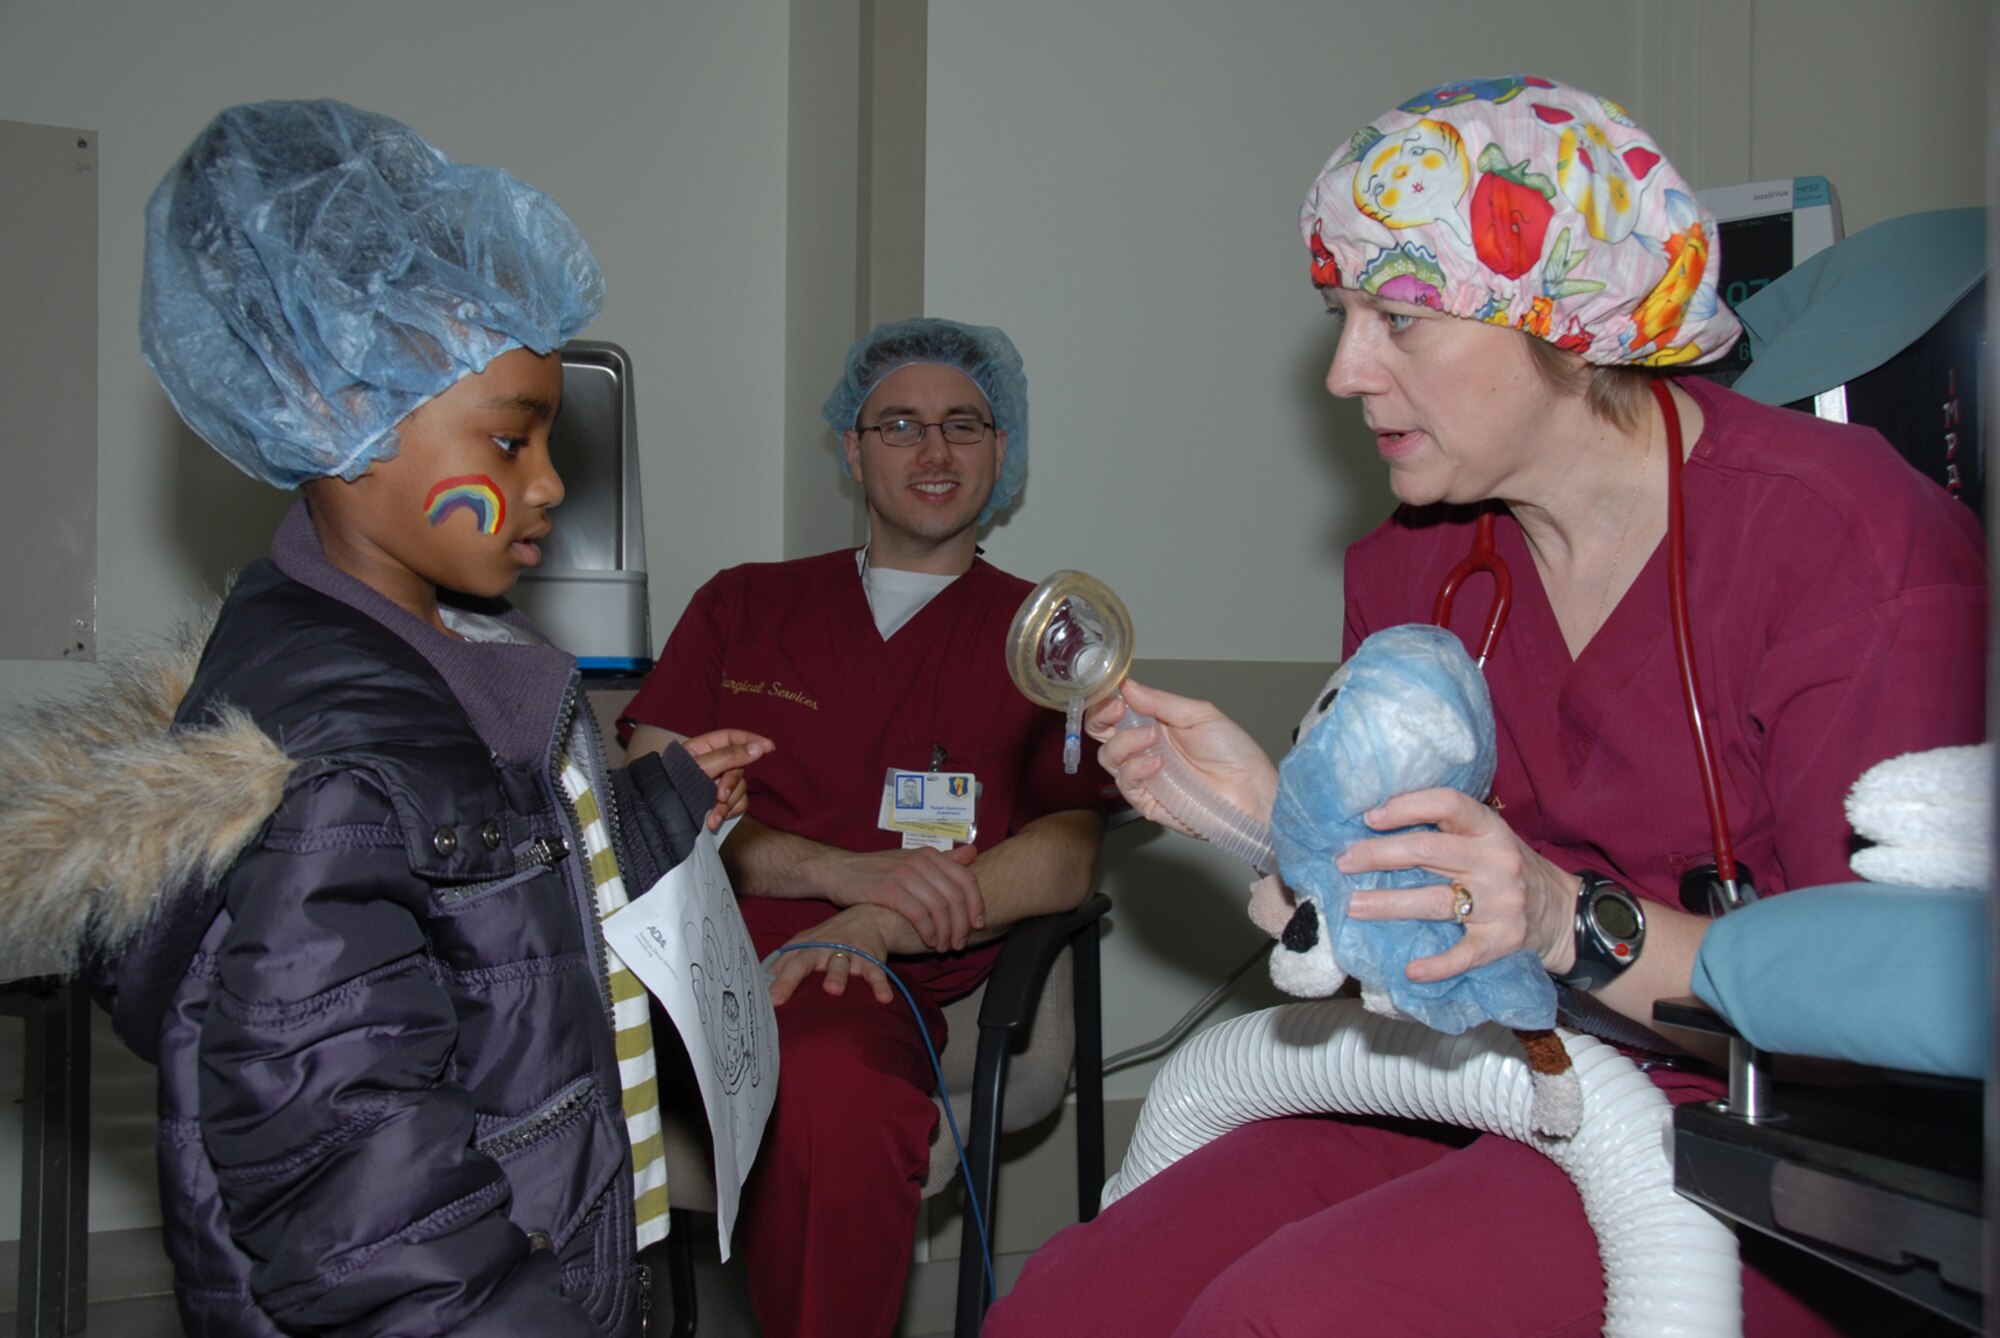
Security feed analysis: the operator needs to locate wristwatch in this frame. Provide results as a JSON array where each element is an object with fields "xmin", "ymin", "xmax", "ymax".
[{"xmin": 1552, "ymin": 870, "xmax": 1645, "ymax": 991}]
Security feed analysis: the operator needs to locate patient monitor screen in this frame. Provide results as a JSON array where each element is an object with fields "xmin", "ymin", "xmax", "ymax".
[{"xmin": 1707, "ymin": 211, "xmax": 1796, "ymax": 393}]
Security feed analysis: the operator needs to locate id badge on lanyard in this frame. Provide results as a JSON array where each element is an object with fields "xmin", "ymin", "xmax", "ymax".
[{"xmin": 878, "ymin": 761, "xmax": 979, "ymax": 850}]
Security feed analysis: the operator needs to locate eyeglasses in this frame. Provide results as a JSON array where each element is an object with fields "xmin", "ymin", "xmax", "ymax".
[{"xmin": 859, "ymin": 417, "xmax": 995, "ymax": 448}]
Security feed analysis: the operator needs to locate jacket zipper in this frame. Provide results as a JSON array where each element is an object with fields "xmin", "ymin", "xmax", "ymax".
[
  {"xmin": 548, "ymin": 681, "xmax": 622, "ymax": 1041},
  {"xmin": 434, "ymin": 832, "xmax": 571, "ymax": 906},
  {"xmin": 548, "ymin": 677, "xmax": 646, "ymax": 1275},
  {"xmin": 474, "ymin": 1077, "xmax": 595, "ymax": 1161}
]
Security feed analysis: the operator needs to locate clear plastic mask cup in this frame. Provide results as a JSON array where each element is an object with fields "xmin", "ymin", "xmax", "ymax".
[
  {"xmin": 1005, "ymin": 571, "xmax": 1134, "ymax": 774},
  {"xmin": 1004, "ymin": 571, "xmax": 1274, "ymax": 872}
]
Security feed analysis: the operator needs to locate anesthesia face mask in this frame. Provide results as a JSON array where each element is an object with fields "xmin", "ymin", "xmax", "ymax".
[
  {"xmin": 1005, "ymin": 570, "xmax": 1274, "ymax": 873},
  {"xmin": 1005, "ymin": 570, "xmax": 1135, "ymax": 774}
]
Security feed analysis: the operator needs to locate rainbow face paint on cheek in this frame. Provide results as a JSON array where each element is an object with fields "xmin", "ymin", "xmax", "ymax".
[{"xmin": 423, "ymin": 475, "xmax": 506, "ymax": 535}]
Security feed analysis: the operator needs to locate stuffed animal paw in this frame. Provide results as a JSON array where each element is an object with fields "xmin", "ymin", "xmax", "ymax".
[{"xmin": 1846, "ymin": 742, "xmax": 1992, "ymax": 890}]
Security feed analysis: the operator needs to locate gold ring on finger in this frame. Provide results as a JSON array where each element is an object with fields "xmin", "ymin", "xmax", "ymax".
[{"xmin": 1450, "ymin": 883, "xmax": 1475, "ymax": 923}]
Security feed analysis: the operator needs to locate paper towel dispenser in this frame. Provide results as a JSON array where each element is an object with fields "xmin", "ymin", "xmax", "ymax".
[{"xmin": 511, "ymin": 340, "xmax": 653, "ymax": 674}]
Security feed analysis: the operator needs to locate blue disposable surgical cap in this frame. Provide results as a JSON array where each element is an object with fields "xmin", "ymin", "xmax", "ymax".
[
  {"xmin": 821, "ymin": 317, "xmax": 1028, "ymax": 524},
  {"xmin": 140, "ymin": 99, "xmax": 604, "ymax": 489}
]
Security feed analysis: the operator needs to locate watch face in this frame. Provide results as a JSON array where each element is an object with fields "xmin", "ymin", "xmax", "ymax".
[{"xmin": 1593, "ymin": 891, "xmax": 1640, "ymax": 940}]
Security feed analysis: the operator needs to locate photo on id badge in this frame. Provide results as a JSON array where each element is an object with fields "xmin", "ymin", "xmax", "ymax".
[{"xmin": 881, "ymin": 768, "xmax": 980, "ymax": 849}]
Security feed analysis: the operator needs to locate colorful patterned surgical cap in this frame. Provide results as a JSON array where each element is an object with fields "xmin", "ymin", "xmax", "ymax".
[{"xmin": 1300, "ymin": 75, "xmax": 1741, "ymax": 367}]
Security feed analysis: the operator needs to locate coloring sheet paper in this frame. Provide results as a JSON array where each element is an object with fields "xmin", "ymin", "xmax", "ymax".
[{"xmin": 603, "ymin": 829, "xmax": 778, "ymax": 1258}]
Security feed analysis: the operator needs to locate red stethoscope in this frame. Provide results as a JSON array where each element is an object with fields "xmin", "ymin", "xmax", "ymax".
[{"xmin": 1432, "ymin": 379, "xmax": 1752, "ymax": 913}]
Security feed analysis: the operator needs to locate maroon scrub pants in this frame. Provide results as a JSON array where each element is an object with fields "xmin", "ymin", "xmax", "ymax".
[{"xmin": 985, "ymin": 1094, "xmax": 1926, "ymax": 1337}]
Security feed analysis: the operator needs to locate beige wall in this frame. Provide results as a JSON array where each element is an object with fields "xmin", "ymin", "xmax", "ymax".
[
  {"xmin": 1746, "ymin": 0, "xmax": 1990, "ymax": 236},
  {"xmin": 783, "ymin": 0, "xmax": 870, "ymax": 560}
]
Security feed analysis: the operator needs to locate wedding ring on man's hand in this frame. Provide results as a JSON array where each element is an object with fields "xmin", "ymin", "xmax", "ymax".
[{"xmin": 1450, "ymin": 883, "xmax": 1475, "ymax": 923}]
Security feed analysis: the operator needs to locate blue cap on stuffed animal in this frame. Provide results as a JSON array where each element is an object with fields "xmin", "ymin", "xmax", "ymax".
[{"xmin": 1271, "ymin": 624, "xmax": 1557, "ymax": 1033}]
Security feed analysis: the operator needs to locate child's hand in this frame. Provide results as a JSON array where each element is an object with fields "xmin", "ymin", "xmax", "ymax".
[{"xmin": 681, "ymin": 728, "xmax": 775, "ymax": 830}]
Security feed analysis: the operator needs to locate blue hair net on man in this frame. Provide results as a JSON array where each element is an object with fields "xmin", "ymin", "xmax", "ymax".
[
  {"xmin": 140, "ymin": 99, "xmax": 604, "ymax": 489},
  {"xmin": 821, "ymin": 317, "xmax": 1028, "ymax": 524}
]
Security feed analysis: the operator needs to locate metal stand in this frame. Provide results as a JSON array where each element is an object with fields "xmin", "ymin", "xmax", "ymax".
[
  {"xmin": 1656, "ymin": 996, "xmax": 1983, "ymax": 1331},
  {"xmin": 1, "ymin": 977, "xmax": 90, "ymax": 1338}
]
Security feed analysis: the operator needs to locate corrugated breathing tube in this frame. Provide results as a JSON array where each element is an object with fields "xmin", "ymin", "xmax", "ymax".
[{"xmin": 1104, "ymin": 999, "xmax": 1742, "ymax": 1337}]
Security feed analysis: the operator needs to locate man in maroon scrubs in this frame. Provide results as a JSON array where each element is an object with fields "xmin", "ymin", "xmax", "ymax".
[{"xmin": 622, "ymin": 317, "xmax": 1110, "ymax": 1338}]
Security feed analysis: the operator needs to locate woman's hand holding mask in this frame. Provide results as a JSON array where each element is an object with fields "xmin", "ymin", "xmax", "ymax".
[{"xmin": 1087, "ymin": 679, "xmax": 1279, "ymax": 837}]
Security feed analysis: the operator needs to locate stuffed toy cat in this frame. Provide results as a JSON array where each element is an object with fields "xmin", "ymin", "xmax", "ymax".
[{"xmin": 1260, "ymin": 623, "xmax": 1580, "ymax": 1138}]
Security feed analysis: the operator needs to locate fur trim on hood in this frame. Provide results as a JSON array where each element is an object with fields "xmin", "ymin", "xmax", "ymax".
[{"xmin": 0, "ymin": 601, "xmax": 295, "ymax": 980}]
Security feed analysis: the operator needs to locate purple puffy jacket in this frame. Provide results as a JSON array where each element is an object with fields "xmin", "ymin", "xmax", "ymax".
[{"xmin": 20, "ymin": 509, "xmax": 711, "ymax": 1336}]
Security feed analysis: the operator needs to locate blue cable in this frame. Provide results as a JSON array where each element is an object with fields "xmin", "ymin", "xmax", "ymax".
[{"xmin": 767, "ymin": 940, "xmax": 997, "ymax": 1301}]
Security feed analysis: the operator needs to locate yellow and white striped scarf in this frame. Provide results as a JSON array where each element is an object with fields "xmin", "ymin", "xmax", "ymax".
[{"xmin": 558, "ymin": 752, "xmax": 670, "ymax": 1250}]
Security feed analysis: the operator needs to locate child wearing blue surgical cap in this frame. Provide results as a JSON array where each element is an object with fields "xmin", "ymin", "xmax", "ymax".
[{"xmin": 22, "ymin": 100, "xmax": 768, "ymax": 1335}]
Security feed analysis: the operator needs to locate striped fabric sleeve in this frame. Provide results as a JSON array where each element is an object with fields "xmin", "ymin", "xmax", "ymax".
[{"xmin": 559, "ymin": 753, "xmax": 671, "ymax": 1250}]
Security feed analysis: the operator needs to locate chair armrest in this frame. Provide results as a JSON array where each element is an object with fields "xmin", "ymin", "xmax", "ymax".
[
  {"xmin": 1687, "ymin": 883, "xmax": 1987, "ymax": 1079},
  {"xmin": 975, "ymin": 893, "xmax": 1112, "ymax": 1033},
  {"xmin": 1651, "ymin": 995, "xmax": 1736, "ymax": 1039}
]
